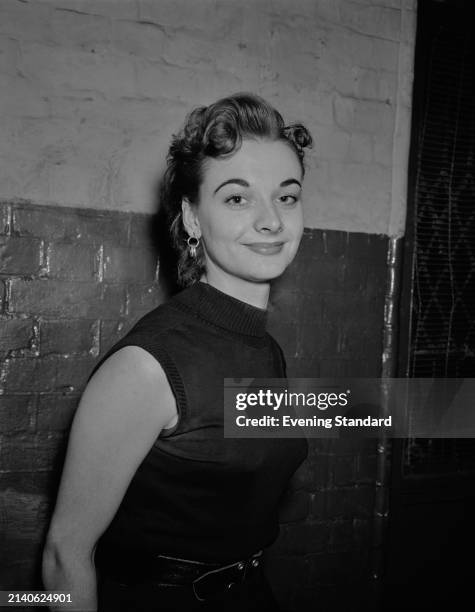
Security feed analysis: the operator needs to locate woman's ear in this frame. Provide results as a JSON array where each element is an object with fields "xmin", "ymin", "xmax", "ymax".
[{"xmin": 181, "ymin": 198, "xmax": 201, "ymax": 238}]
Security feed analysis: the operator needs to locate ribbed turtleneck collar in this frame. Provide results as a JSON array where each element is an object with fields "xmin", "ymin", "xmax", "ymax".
[{"xmin": 173, "ymin": 281, "xmax": 268, "ymax": 337}]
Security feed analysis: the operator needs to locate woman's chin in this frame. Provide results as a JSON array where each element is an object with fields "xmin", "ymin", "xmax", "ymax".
[
  {"xmin": 238, "ymin": 263, "xmax": 289, "ymax": 283},
  {"xmin": 208, "ymin": 254, "xmax": 294, "ymax": 285}
]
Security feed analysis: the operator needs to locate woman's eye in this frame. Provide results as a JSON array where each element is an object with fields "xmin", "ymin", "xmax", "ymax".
[
  {"xmin": 225, "ymin": 195, "xmax": 246, "ymax": 206},
  {"xmin": 279, "ymin": 195, "xmax": 298, "ymax": 205}
]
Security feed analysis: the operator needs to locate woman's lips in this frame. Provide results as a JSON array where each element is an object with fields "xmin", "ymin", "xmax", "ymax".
[{"xmin": 243, "ymin": 242, "xmax": 285, "ymax": 255}]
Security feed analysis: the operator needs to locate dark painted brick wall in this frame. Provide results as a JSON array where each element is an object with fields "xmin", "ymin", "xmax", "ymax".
[
  {"xmin": 0, "ymin": 200, "xmax": 162, "ymax": 593},
  {"xmin": 0, "ymin": 201, "xmax": 388, "ymax": 611},
  {"xmin": 267, "ymin": 228, "xmax": 387, "ymax": 611}
]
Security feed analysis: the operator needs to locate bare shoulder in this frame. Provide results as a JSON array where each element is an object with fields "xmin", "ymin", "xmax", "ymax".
[
  {"xmin": 80, "ymin": 345, "xmax": 178, "ymax": 434},
  {"xmin": 73, "ymin": 346, "xmax": 177, "ymax": 456}
]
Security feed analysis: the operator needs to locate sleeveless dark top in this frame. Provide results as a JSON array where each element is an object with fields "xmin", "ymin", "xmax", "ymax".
[{"xmin": 93, "ymin": 281, "xmax": 308, "ymax": 563}]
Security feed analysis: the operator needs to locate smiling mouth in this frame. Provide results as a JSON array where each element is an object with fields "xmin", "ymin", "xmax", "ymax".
[{"xmin": 243, "ymin": 242, "xmax": 285, "ymax": 255}]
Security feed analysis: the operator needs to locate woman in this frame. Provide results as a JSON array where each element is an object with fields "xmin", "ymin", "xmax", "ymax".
[{"xmin": 42, "ymin": 93, "xmax": 313, "ymax": 611}]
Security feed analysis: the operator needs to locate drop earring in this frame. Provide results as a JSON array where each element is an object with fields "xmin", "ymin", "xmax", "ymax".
[{"xmin": 187, "ymin": 235, "xmax": 200, "ymax": 258}]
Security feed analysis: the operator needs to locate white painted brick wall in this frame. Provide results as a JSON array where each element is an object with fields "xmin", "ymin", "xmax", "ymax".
[{"xmin": 0, "ymin": 0, "xmax": 417, "ymax": 236}]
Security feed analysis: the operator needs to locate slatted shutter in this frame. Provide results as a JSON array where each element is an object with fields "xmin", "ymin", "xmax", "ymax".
[{"xmin": 401, "ymin": 0, "xmax": 475, "ymax": 475}]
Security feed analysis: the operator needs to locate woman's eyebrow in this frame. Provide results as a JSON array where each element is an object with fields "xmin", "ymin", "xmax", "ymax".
[
  {"xmin": 213, "ymin": 177, "xmax": 301, "ymax": 195},
  {"xmin": 213, "ymin": 178, "xmax": 249, "ymax": 195},
  {"xmin": 280, "ymin": 178, "xmax": 302, "ymax": 189}
]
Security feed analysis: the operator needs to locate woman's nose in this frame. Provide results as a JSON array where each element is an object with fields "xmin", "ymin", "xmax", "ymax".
[{"xmin": 254, "ymin": 199, "xmax": 283, "ymax": 233}]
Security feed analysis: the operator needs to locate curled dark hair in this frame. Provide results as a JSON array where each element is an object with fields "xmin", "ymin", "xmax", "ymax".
[{"xmin": 161, "ymin": 92, "xmax": 313, "ymax": 287}]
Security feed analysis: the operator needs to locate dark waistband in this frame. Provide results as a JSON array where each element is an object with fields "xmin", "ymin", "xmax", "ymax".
[{"xmin": 95, "ymin": 547, "xmax": 264, "ymax": 601}]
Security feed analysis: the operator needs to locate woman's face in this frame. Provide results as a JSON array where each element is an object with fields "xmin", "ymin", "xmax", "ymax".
[{"xmin": 183, "ymin": 138, "xmax": 304, "ymax": 287}]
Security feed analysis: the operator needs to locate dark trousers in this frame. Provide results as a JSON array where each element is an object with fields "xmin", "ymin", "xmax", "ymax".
[{"xmin": 98, "ymin": 567, "xmax": 281, "ymax": 612}]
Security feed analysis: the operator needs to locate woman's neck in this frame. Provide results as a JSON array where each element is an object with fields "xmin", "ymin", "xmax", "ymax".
[{"xmin": 200, "ymin": 272, "xmax": 270, "ymax": 310}]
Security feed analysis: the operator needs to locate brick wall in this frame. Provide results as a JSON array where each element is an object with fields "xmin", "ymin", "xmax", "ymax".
[
  {"xmin": 267, "ymin": 229, "xmax": 387, "ymax": 610},
  {"xmin": 0, "ymin": 201, "xmax": 387, "ymax": 611},
  {"xmin": 0, "ymin": 200, "xmax": 161, "ymax": 589},
  {"xmin": 0, "ymin": 0, "xmax": 416, "ymax": 235}
]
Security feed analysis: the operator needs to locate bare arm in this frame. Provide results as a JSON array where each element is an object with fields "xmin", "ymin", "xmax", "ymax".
[{"xmin": 42, "ymin": 346, "xmax": 177, "ymax": 611}]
